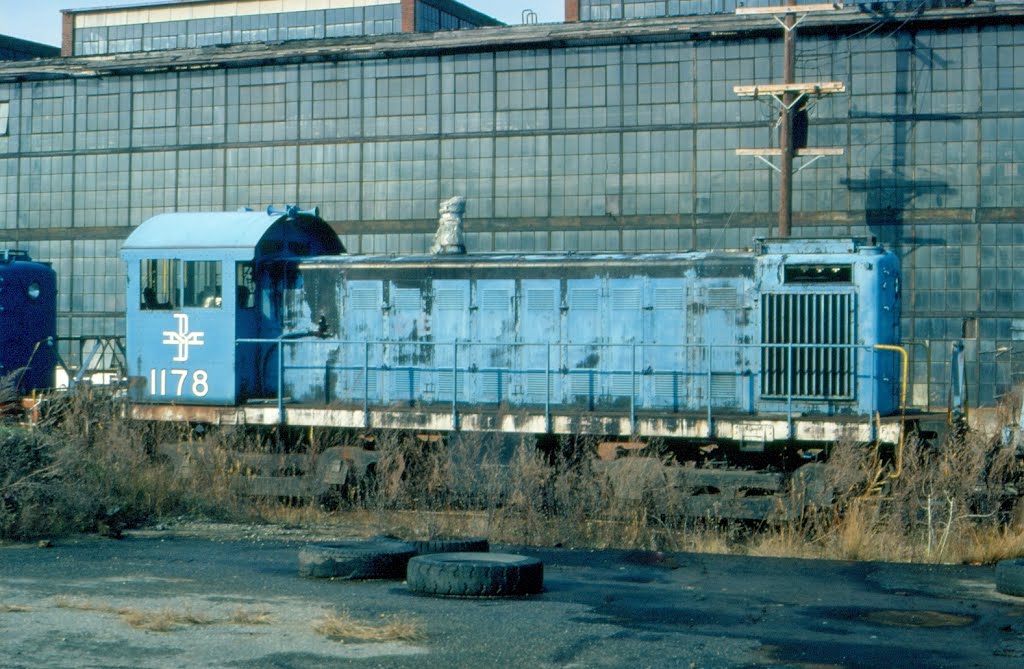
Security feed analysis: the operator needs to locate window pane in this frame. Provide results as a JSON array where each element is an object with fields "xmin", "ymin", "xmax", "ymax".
[
  {"xmin": 141, "ymin": 259, "xmax": 179, "ymax": 310},
  {"xmin": 183, "ymin": 260, "xmax": 222, "ymax": 308}
]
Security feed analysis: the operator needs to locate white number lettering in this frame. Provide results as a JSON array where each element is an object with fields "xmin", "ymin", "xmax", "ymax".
[
  {"xmin": 172, "ymin": 369, "xmax": 188, "ymax": 396},
  {"xmin": 147, "ymin": 368, "xmax": 211, "ymax": 398},
  {"xmin": 192, "ymin": 370, "xmax": 209, "ymax": 397}
]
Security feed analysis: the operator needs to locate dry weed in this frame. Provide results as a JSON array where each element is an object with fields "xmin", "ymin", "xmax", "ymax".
[
  {"xmin": 0, "ymin": 603, "xmax": 32, "ymax": 613},
  {"xmin": 227, "ymin": 607, "xmax": 273, "ymax": 625},
  {"xmin": 119, "ymin": 607, "xmax": 214, "ymax": 632},
  {"xmin": 5, "ymin": 379, "xmax": 1021, "ymax": 565},
  {"xmin": 53, "ymin": 596, "xmax": 217, "ymax": 632},
  {"xmin": 314, "ymin": 610, "xmax": 423, "ymax": 643}
]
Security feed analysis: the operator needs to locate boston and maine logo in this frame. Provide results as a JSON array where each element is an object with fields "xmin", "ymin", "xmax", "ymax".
[{"xmin": 162, "ymin": 313, "xmax": 205, "ymax": 362}]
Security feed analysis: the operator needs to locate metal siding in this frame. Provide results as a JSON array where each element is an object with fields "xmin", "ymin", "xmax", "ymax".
[
  {"xmin": 566, "ymin": 279, "xmax": 602, "ymax": 405},
  {"xmin": 519, "ymin": 279, "xmax": 560, "ymax": 404},
  {"xmin": 647, "ymin": 278, "xmax": 687, "ymax": 410},
  {"xmin": 384, "ymin": 281, "xmax": 422, "ymax": 404},
  {"xmin": 606, "ymin": 278, "xmax": 644, "ymax": 403},
  {"xmin": 429, "ymin": 279, "xmax": 470, "ymax": 403},
  {"xmin": 338, "ymin": 279, "xmax": 384, "ymax": 404},
  {"xmin": 470, "ymin": 279, "xmax": 515, "ymax": 402}
]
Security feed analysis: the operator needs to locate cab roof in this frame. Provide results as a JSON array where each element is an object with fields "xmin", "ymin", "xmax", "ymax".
[{"xmin": 121, "ymin": 208, "xmax": 343, "ymax": 260}]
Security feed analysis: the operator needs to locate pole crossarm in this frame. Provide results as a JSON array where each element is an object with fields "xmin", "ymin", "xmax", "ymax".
[
  {"xmin": 736, "ymin": 4, "xmax": 845, "ymax": 30},
  {"xmin": 736, "ymin": 147, "xmax": 845, "ymax": 156},
  {"xmin": 734, "ymin": 81, "xmax": 845, "ymax": 110},
  {"xmin": 736, "ymin": 3, "xmax": 843, "ymax": 14},
  {"xmin": 736, "ymin": 147, "xmax": 845, "ymax": 173}
]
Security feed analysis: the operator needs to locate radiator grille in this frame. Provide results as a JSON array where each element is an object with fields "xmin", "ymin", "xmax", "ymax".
[{"xmin": 761, "ymin": 292, "xmax": 855, "ymax": 400}]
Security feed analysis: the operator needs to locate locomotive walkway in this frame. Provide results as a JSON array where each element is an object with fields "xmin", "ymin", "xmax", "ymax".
[{"xmin": 1, "ymin": 525, "xmax": 1022, "ymax": 668}]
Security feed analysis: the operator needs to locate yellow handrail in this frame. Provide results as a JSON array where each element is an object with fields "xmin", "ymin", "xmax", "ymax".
[{"xmin": 874, "ymin": 344, "xmax": 908, "ymax": 479}]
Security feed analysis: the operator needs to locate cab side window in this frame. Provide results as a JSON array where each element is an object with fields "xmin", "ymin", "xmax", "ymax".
[
  {"xmin": 140, "ymin": 259, "xmax": 178, "ymax": 310},
  {"xmin": 236, "ymin": 262, "xmax": 256, "ymax": 309},
  {"xmin": 184, "ymin": 260, "xmax": 222, "ymax": 309}
]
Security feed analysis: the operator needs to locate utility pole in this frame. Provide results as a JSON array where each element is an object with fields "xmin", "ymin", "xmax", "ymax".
[{"xmin": 734, "ymin": 3, "xmax": 845, "ymax": 238}]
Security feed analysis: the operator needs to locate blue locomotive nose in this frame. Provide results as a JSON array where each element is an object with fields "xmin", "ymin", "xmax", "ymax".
[
  {"xmin": 0, "ymin": 250, "xmax": 57, "ymax": 392},
  {"xmin": 121, "ymin": 207, "xmax": 342, "ymax": 406}
]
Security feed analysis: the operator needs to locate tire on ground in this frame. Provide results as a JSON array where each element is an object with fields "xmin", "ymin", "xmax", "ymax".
[
  {"xmin": 406, "ymin": 552, "xmax": 543, "ymax": 597},
  {"xmin": 995, "ymin": 558, "xmax": 1024, "ymax": 597},
  {"xmin": 298, "ymin": 537, "xmax": 416, "ymax": 579},
  {"xmin": 412, "ymin": 537, "xmax": 490, "ymax": 555}
]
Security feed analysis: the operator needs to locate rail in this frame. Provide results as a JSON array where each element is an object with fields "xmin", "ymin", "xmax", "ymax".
[{"xmin": 235, "ymin": 337, "xmax": 913, "ymax": 437}]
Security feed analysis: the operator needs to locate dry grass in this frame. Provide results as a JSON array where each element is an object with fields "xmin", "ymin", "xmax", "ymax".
[
  {"xmin": 313, "ymin": 610, "xmax": 424, "ymax": 643},
  {"xmin": 4, "ymin": 386, "xmax": 1023, "ymax": 565},
  {"xmin": 236, "ymin": 427, "xmax": 1024, "ymax": 565},
  {"xmin": 227, "ymin": 607, "xmax": 273, "ymax": 625},
  {"xmin": 118, "ymin": 607, "xmax": 214, "ymax": 632},
  {"xmin": 51, "ymin": 596, "xmax": 273, "ymax": 632},
  {"xmin": 0, "ymin": 603, "xmax": 32, "ymax": 613}
]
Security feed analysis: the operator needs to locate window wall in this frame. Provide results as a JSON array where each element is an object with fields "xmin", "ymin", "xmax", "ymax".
[
  {"xmin": 3, "ymin": 18, "xmax": 1024, "ymax": 405},
  {"xmin": 577, "ymin": 0, "xmax": 941, "ymax": 20},
  {"xmin": 73, "ymin": 4, "xmax": 403, "ymax": 55}
]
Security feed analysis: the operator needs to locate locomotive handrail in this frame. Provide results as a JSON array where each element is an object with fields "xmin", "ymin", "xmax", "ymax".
[
  {"xmin": 235, "ymin": 337, "xmax": 906, "ymax": 434},
  {"xmin": 873, "ymin": 344, "xmax": 908, "ymax": 479}
]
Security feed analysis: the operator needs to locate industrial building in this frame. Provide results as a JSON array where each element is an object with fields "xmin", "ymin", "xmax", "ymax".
[{"xmin": 0, "ymin": 0, "xmax": 1022, "ymax": 408}]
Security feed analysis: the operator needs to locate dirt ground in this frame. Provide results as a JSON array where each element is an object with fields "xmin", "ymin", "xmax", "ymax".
[{"xmin": 2, "ymin": 522, "xmax": 1024, "ymax": 668}]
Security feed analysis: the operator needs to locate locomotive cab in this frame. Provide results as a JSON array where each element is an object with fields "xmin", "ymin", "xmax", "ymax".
[{"xmin": 121, "ymin": 207, "xmax": 341, "ymax": 406}]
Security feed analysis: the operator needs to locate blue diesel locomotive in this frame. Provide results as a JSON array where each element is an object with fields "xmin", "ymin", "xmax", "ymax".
[
  {"xmin": 121, "ymin": 206, "xmax": 908, "ymax": 450},
  {"xmin": 0, "ymin": 250, "xmax": 56, "ymax": 395}
]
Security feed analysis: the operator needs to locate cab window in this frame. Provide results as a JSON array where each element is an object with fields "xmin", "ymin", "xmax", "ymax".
[
  {"xmin": 236, "ymin": 262, "xmax": 256, "ymax": 309},
  {"xmin": 184, "ymin": 261, "xmax": 222, "ymax": 308},
  {"xmin": 140, "ymin": 259, "xmax": 178, "ymax": 310}
]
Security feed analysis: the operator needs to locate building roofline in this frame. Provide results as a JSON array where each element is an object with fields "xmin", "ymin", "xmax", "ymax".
[
  {"xmin": 61, "ymin": 0, "xmax": 502, "ymax": 23},
  {"xmin": 5, "ymin": 3, "xmax": 1024, "ymax": 80},
  {"xmin": 0, "ymin": 35, "xmax": 61, "ymax": 58}
]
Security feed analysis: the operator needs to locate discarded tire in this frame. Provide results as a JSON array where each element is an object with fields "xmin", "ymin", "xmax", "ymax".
[
  {"xmin": 298, "ymin": 537, "xmax": 416, "ymax": 580},
  {"xmin": 995, "ymin": 558, "xmax": 1024, "ymax": 597},
  {"xmin": 406, "ymin": 552, "xmax": 543, "ymax": 597},
  {"xmin": 412, "ymin": 537, "xmax": 489, "ymax": 555}
]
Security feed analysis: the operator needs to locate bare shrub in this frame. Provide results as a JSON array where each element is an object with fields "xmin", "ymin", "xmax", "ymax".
[
  {"xmin": 750, "ymin": 429, "xmax": 1024, "ymax": 564},
  {"xmin": 1, "ymin": 387, "xmax": 266, "ymax": 541}
]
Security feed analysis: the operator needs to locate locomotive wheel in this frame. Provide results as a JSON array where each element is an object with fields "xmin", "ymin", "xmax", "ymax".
[
  {"xmin": 406, "ymin": 552, "xmax": 543, "ymax": 597},
  {"xmin": 298, "ymin": 537, "xmax": 416, "ymax": 579},
  {"xmin": 995, "ymin": 558, "xmax": 1024, "ymax": 597},
  {"xmin": 412, "ymin": 537, "xmax": 490, "ymax": 555}
]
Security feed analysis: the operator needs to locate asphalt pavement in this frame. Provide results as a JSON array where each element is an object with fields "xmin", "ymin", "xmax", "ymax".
[{"xmin": 1, "ymin": 527, "xmax": 1023, "ymax": 668}]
